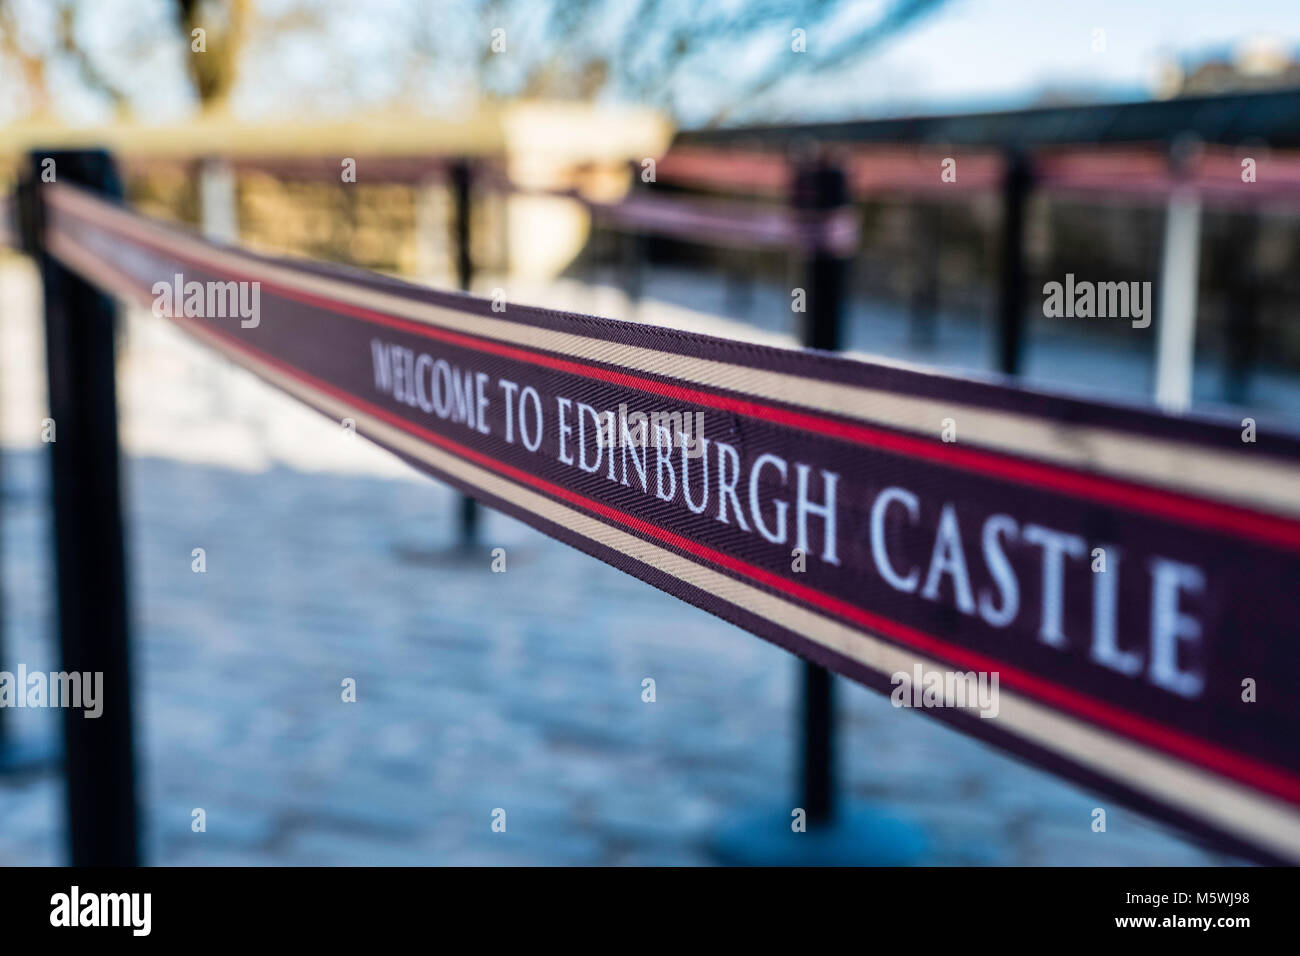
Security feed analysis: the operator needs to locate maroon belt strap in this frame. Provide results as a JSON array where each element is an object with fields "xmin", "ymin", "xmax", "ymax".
[{"xmin": 35, "ymin": 181, "xmax": 1300, "ymax": 862}]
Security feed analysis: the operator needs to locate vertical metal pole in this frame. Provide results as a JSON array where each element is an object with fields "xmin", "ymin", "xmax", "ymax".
[
  {"xmin": 451, "ymin": 159, "xmax": 479, "ymax": 546},
  {"xmin": 27, "ymin": 149, "xmax": 139, "ymax": 865},
  {"xmin": 1154, "ymin": 165, "xmax": 1202, "ymax": 413},
  {"xmin": 197, "ymin": 157, "xmax": 239, "ymax": 243},
  {"xmin": 909, "ymin": 201, "xmax": 940, "ymax": 351},
  {"xmin": 724, "ymin": 251, "xmax": 756, "ymax": 317},
  {"xmin": 800, "ymin": 659, "xmax": 834, "ymax": 823},
  {"xmin": 792, "ymin": 154, "xmax": 849, "ymax": 825},
  {"xmin": 711, "ymin": 157, "xmax": 924, "ymax": 865},
  {"xmin": 620, "ymin": 160, "xmax": 646, "ymax": 314},
  {"xmin": 452, "ymin": 159, "xmax": 474, "ymax": 293},
  {"xmin": 997, "ymin": 149, "xmax": 1031, "ymax": 376},
  {"xmin": 1222, "ymin": 210, "xmax": 1259, "ymax": 406},
  {"xmin": 620, "ymin": 231, "xmax": 645, "ymax": 311}
]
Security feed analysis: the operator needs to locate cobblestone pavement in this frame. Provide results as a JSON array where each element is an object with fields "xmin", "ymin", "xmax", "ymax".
[{"xmin": 0, "ymin": 258, "xmax": 1244, "ymax": 865}]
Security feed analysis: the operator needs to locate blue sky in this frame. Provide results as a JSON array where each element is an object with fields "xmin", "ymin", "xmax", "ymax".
[
  {"xmin": 743, "ymin": 0, "xmax": 1300, "ymax": 123},
  {"xmin": 5, "ymin": 0, "xmax": 1300, "ymax": 126}
]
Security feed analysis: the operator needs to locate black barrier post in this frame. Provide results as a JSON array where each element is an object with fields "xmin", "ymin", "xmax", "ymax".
[
  {"xmin": 792, "ymin": 157, "xmax": 848, "ymax": 827},
  {"xmin": 26, "ymin": 149, "xmax": 140, "ymax": 866},
  {"xmin": 713, "ymin": 154, "xmax": 925, "ymax": 863},
  {"xmin": 620, "ymin": 160, "xmax": 646, "ymax": 313},
  {"xmin": 620, "ymin": 230, "xmax": 645, "ymax": 310},
  {"xmin": 724, "ymin": 250, "xmax": 757, "ymax": 317},
  {"xmin": 451, "ymin": 159, "xmax": 479, "ymax": 547},
  {"xmin": 800, "ymin": 659, "xmax": 834, "ymax": 824},
  {"xmin": 1222, "ymin": 210, "xmax": 1259, "ymax": 406},
  {"xmin": 909, "ymin": 201, "xmax": 940, "ymax": 352},
  {"xmin": 997, "ymin": 149, "xmax": 1032, "ymax": 376}
]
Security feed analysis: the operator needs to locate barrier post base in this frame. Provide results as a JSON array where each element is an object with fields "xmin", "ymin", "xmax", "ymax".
[
  {"xmin": 392, "ymin": 514, "xmax": 513, "ymax": 567},
  {"xmin": 709, "ymin": 805, "xmax": 928, "ymax": 867}
]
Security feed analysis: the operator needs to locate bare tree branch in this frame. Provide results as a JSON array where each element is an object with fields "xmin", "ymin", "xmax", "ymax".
[
  {"xmin": 54, "ymin": 0, "xmax": 131, "ymax": 117},
  {"xmin": 704, "ymin": 0, "xmax": 951, "ymax": 126},
  {"xmin": 0, "ymin": 0, "xmax": 53, "ymax": 118}
]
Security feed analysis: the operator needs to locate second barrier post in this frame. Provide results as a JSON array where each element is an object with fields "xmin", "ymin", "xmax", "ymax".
[
  {"xmin": 25, "ymin": 149, "xmax": 140, "ymax": 866},
  {"xmin": 452, "ymin": 159, "xmax": 480, "ymax": 547},
  {"xmin": 712, "ymin": 152, "xmax": 926, "ymax": 864}
]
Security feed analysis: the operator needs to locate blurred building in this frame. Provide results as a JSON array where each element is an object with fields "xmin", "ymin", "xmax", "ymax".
[{"xmin": 1154, "ymin": 35, "xmax": 1300, "ymax": 98}]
